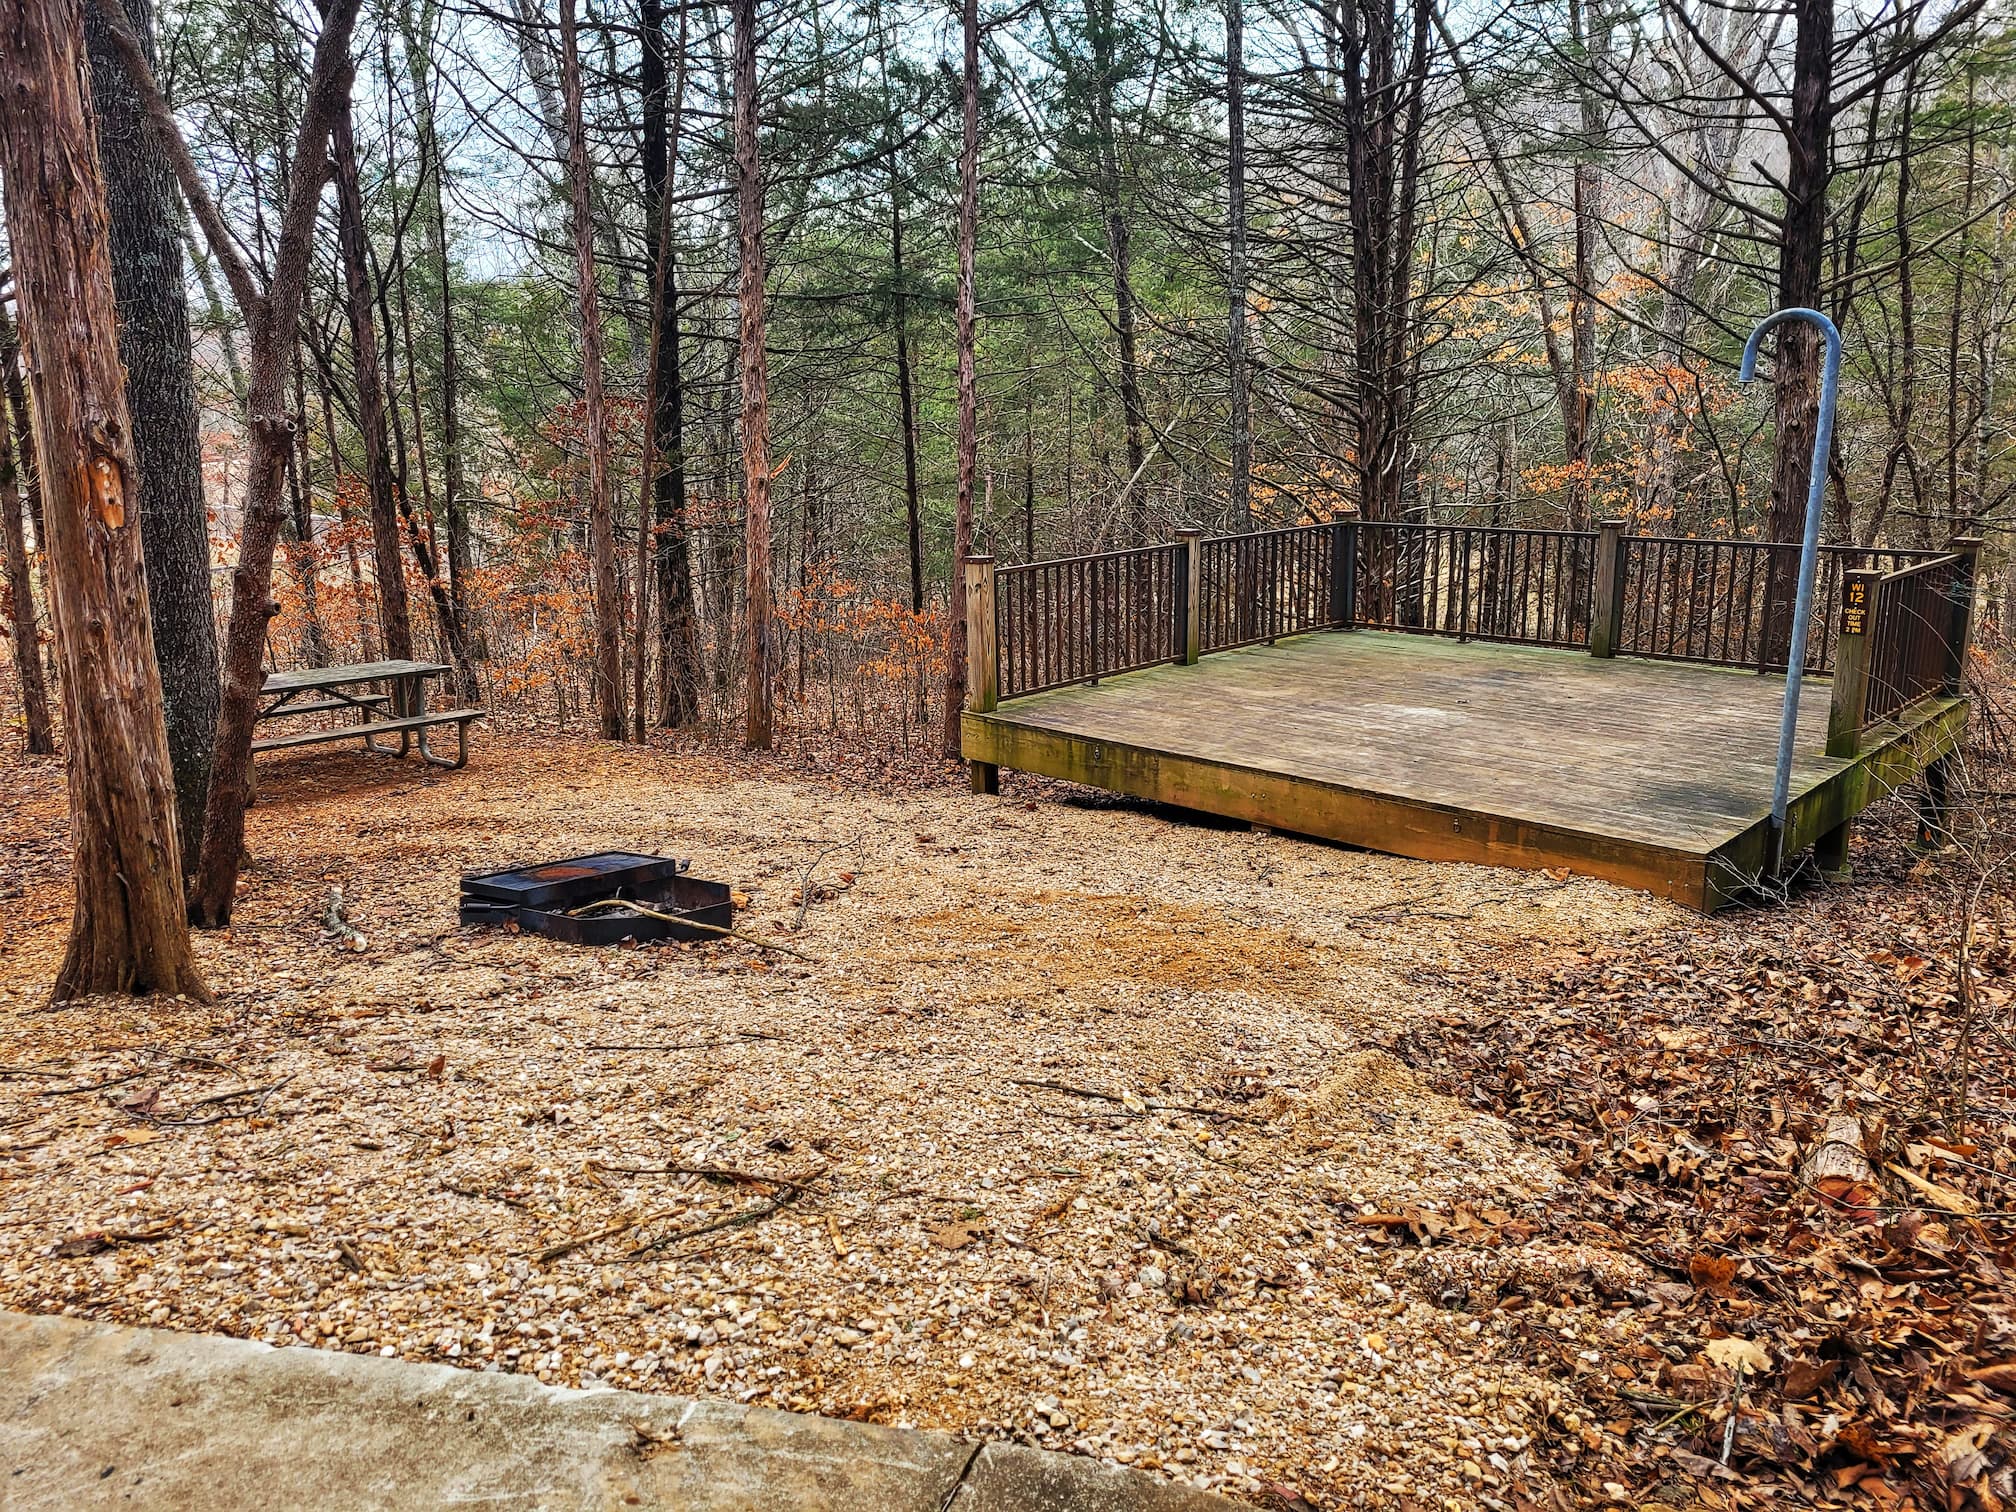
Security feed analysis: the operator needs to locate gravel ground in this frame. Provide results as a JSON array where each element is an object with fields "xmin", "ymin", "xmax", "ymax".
[{"xmin": 0, "ymin": 730, "xmax": 1677, "ymax": 1507}]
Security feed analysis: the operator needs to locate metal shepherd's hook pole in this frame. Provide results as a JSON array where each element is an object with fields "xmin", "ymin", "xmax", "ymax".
[{"xmin": 1739, "ymin": 307, "xmax": 1844, "ymax": 862}]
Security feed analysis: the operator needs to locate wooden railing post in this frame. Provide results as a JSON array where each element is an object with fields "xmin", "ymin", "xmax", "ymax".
[
  {"xmin": 965, "ymin": 554, "xmax": 997, "ymax": 712},
  {"xmin": 964, "ymin": 554, "xmax": 999, "ymax": 795},
  {"xmin": 1330, "ymin": 509, "xmax": 1359, "ymax": 629},
  {"xmin": 1827, "ymin": 568, "xmax": 1880, "ymax": 758},
  {"xmin": 1817, "ymin": 566, "xmax": 1881, "ymax": 876},
  {"xmin": 1945, "ymin": 535, "xmax": 1983, "ymax": 695},
  {"xmin": 1176, "ymin": 527, "xmax": 1202, "ymax": 664},
  {"xmin": 1589, "ymin": 518, "xmax": 1626, "ymax": 658}
]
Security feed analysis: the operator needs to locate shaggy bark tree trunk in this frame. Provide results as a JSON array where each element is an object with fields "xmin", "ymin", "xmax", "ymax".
[
  {"xmin": 732, "ymin": 0, "xmax": 774, "ymax": 750},
  {"xmin": 1337, "ymin": 0, "xmax": 1432, "ymax": 521},
  {"xmin": 85, "ymin": 0, "xmax": 219, "ymax": 873},
  {"xmin": 557, "ymin": 0, "xmax": 626, "ymax": 740},
  {"xmin": 0, "ymin": 0, "xmax": 210, "ymax": 999}
]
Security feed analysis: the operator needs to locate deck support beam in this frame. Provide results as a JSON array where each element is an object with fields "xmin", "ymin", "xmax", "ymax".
[
  {"xmin": 1915, "ymin": 755, "xmax": 1952, "ymax": 850},
  {"xmin": 1814, "ymin": 819, "xmax": 1853, "ymax": 878}
]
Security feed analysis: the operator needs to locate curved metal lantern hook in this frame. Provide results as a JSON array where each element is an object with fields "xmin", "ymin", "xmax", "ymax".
[{"xmin": 1739, "ymin": 307, "xmax": 1844, "ymax": 852}]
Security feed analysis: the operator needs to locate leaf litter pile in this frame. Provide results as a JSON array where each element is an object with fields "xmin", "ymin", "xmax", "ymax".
[
  {"xmin": 1402, "ymin": 797, "xmax": 2016, "ymax": 1510},
  {"xmin": 1, "ymin": 724, "xmax": 2012, "ymax": 1511}
]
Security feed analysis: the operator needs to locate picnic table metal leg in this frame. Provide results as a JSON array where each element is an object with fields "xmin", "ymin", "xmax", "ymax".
[
  {"xmin": 416, "ymin": 718, "xmax": 471, "ymax": 770},
  {"xmin": 365, "ymin": 674, "xmax": 416, "ymax": 757}
]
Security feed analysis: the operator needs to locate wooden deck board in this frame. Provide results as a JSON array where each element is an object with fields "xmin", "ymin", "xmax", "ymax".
[{"xmin": 962, "ymin": 630, "xmax": 1964, "ymax": 909}]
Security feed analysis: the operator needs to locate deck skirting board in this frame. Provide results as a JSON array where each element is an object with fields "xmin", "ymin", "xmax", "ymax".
[
  {"xmin": 965, "ymin": 689, "xmax": 1967, "ymax": 914},
  {"xmin": 963, "ymin": 710, "xmax": 1716, "ymax": 908},
  {"xmin": 1705, "ymin": 696, "xmax": 1967, "ymax": 905}
]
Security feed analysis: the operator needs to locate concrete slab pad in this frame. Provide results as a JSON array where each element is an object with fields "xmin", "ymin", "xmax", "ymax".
[{"xmin": 0, "ymin": 1311, "xmax": 1234, "ymax": 1511}]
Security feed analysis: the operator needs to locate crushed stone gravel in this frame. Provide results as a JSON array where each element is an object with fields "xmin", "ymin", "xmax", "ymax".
[{"xmin": 0, "ymin": 731, "xmax": 1678, "ymax": 1507}]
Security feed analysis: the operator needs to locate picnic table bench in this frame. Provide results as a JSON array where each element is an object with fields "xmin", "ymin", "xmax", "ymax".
[{"xmin": 254, "ymin": 660, "xmax": 483, "ymax": 771}]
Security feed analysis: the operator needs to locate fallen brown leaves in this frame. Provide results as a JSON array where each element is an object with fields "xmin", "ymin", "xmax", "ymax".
[{"xmin": 1400, "ymin": 801, "xmax": 2016, "ymax": 1511}]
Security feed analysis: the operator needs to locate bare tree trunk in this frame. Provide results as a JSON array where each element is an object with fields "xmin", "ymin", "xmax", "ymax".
[
  {"xmin": 86, "ymin": 0, "xmax": 219, "ymax": 873},
  {"xmin": 286, "ymin": 345, "xmax": 331, "ymax": 665},
  {"xmin": 1338, "ymin": 0, "xmax": 1432, "ymax": 521},
  {"xmin": 892, "ymin": 169, "xmax": 926, "ymax": 614},
  {"xmin": 396, "ymin": 0, "xmax": 477, "ymax": 699},
  {"xmin": 1627, "ymin": 7, "xmax": 1765, "ymax": 524},
  {"xmin": 872, "ymin": 3, "xmax": 927, "ymax": 613},
  {"xmin": 1089, "ymin": 0, "xmax": 1147, "ymax": 536},
  {"xmin": 330, "ymin": 101, "xmax": 416, "ymax": 670},
  {"xmin": 942, "ymin": 0, "xmax": 980, "ymax": 758},
  {"xmin": 0, "ymin": 0, "xmax": 209, "ymax": 999},
  {"xmin": 557, "ymin": 0, "xmax": 626, "ymax": 739},
  {"xmin": 509, "ymin": 0, "xmax": 648, "ymax": 356},
  {"xmin": 309, "ymin": 343, "xmax": 380, "ymax": 663},
  {"xmin": 732, "ymin": 0, "xmax": 774, "ymax": 750},
  {"xmin": 1024, "ymin": 343, "xmax": 1037, "ymax": 559},
  {"xmin": 1772, "ymin": 0, "xmax": 1831, "ymax": 545},
  {"xmin": 0, "ymin": 310, "xmax": 60, "ymax": 703},
  {"xmin": 0, "ymin": 378, "xmax": 55, "ymax": 755},
  {"xmin": 1560, "ymin": 0, "xmax": 1611, "ymax": 531},
  {"xmin": 1946, "ymin": 65, "xmax": 1978, "ymax": 535},
  {"xmin": 1226, "ymin": 0, "xmax": 1251, "ymax": 527},
  {"xmin": 92, "ymin": 0, "xmax": 365, "ymax": 926},
  {"xmin": 641, "ymin": 0, "xmax": 700, "ymax": 727},
  {"xmin": 188, "ymin": 226, "xmax": 248, "ymax": 407}
]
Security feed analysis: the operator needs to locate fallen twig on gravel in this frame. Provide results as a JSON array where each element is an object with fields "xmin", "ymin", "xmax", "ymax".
[
  {"xmin": 792, "ymin": 836, "xmax": 859, "ymax": 931},
  {"xmin": 1008, "ymin": 1076, "xmax": 1251, "ymax": 1122},
  {"xmin": 533, "ymin": 1210, "xmax": 662, "ymax": 1264},
  {"xmin": 583, "ymin": 1032, "xmax": 779, "ymax": 1052},
  {"xmin": 623, "ymin": 1183, "xmax": 808, "ymax": 1260},
  {"xmin": 148, "ymin": 1075, "xmax": 295, "ymax": 1127},
  {"xmin": 39, "ymin": 1069, "xmax": 144, "ymax": 1097},
  {"xmin": 565, "ymin": 898, "xmax": 820, "ymax": 960},
  {"xmin": 440, "ymin": 1182, "xmax": 530, "ymax": 1211},
  {"xmin": 587, "ymin": 1161, "xmax": 823, "ymax": 1189}
]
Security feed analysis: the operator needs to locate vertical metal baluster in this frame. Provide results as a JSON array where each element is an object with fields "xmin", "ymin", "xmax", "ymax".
[{"xmin": 1655, "ymin": 539, "xmax": 1669, "ymax": 655}]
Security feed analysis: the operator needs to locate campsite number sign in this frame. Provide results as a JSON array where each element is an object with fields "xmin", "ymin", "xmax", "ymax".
[{"xmin": 1842, "ymin": 576, "xmax": 1868, "ymax": 636}]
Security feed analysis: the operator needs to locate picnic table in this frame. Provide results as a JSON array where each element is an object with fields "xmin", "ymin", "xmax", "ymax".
[{"xmin": 253, "ymin": 660, "xmax": 483, "ymax": 772}]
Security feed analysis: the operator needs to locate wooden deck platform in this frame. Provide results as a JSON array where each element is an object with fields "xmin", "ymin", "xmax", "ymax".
[{"xmin": 961, "ymin": 630, "xmax": 1966, "ymax": 910}]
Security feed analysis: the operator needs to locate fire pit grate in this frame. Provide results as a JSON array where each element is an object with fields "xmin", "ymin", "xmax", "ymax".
[{"xmin": 459, "ymin": 851, "xmax": 733, "ymax": 945}]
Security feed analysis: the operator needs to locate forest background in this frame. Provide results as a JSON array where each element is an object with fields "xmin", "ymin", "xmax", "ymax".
[{"xmin": 3, "ymin": 0, "xmax": 2012, "ymax": 761}]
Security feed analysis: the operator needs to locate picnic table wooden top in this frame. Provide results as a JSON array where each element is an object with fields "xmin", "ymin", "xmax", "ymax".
[{"xmin": 261, "ymin": 660, "xmax": 450, "ymax": 694}]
